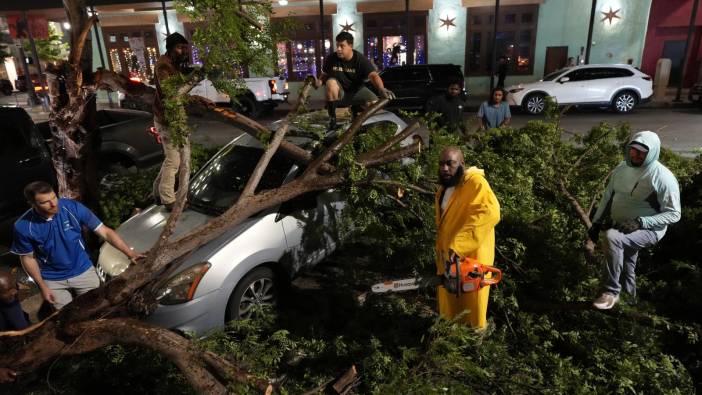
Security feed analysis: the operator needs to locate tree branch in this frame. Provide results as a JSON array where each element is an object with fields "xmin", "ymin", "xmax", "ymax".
[
  {"xmin": 367, "ymin": 120, "xmax": 421, "ymax": 158},
  {"xmin": 240, "ymin": 123, "xmax": 289, "ymax": 198},
  {"xmin": 360, "ymin": 142, "xmax": 422, "ymax": 168},
  {"xmin": 69, "ymin": 15, "xmax": 97, "ymax": 69},
  {"xmin": 303, "ymin": 99, "xmax": 388, "ymax": 177}
]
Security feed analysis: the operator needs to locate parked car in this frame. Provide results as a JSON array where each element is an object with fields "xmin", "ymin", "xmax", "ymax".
[
  {"xmin": 0, "ymin": 107, "xmax": 57, "ymax": 248},
  {"xmin": 35, "ymin": 108, "xmax": 163, "ymax": 173},
  {"xmin": 0, "ymin": 79, "xmax": 13, "ymax": 95},
  {"xmin": 96, "ymin": 110, "xmax": 413, "ymax": 335},
  {"xmin": 189, "ymin": 73, "xmax": 290, "ymax": 118},
  {"xmin": 506, "ymin": 64, "xmax": 653, "ymax": 115},
  {"xmin": 688, "ymin": 83, "xmax": 702, "ymax": 108},
  {"xmin": 0, "ymin": 107, "xmax": 163, "ymax": 249},
  {"xmin": 15, "ymin": 74, "xmax": 48, "ymax": 95},
  {"xmin": 366, "ymin": 64, "xmax": 467, "ymax": 110}
]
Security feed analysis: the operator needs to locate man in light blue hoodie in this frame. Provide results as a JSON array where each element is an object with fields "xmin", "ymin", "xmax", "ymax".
[{"xmin": 588, "ymin": 131, "xmax": 680, "ymax": 309}]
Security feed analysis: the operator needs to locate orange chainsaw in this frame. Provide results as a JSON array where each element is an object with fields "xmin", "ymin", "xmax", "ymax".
[{"xmin": 371, "ymin": 256, "xmax": 502, "ymax": 296}]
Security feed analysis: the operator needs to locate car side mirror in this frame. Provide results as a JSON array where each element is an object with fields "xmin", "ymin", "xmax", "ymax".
[{"xmin": 558, "ymin": 77, "xmax": 570, "ymax": 83}]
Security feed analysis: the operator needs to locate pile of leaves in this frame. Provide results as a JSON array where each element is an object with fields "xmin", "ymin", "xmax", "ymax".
[{"xmin": 29, "ymin": 113, "xmax": 701, "ymax": 394}]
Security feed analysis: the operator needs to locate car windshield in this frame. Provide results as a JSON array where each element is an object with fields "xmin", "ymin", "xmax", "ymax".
[
  {"xmin": 543, "ymin": 69, "xmax": 568, "ymax": 81},
  {"xmin": 188, "ymin": 142, "xmax": 295, "ymax": 215}
]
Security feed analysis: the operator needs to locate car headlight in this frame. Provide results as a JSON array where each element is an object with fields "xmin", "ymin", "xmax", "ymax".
[
  {"xmin": 157, "ymin": 262, "xmax": 211, "ymax": 305},
  {"xmin": 509, "ymin": 88, "xmax": 524, "ymax": 93}
]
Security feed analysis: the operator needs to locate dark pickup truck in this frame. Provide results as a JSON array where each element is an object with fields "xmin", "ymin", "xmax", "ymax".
[{"xmin": 0, "ymin": 107, "xmax": 163, "ymax": 253}]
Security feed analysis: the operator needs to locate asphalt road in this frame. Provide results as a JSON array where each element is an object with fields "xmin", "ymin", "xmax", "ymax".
[
  {"xmin": 191, "ymin": 104, "xmax": 702, "ymax": 157},
  {"xmin": 509, "ymin": 106, "xmax": 702, "ymax": 157}
]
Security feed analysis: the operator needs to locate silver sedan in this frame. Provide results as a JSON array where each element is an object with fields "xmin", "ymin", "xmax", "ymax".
[{"xmin": 97, "ymin": 111, "xmax": 411, "ymax": 335}]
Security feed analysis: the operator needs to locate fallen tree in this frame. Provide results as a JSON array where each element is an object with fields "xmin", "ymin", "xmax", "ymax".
[{"xmin": 0, "ymin": 1, "xmax": 423, "ymax": 393}]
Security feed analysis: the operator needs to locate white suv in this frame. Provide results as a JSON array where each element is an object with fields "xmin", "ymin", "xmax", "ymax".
[{"xmin": 506, "ymin": 64, "xmax": 653, "ymax": 115}]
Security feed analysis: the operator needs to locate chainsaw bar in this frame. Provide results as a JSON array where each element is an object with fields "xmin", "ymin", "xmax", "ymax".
[{"xmin": 371, "ymin": 277, "xmax": 441, "ymax": 293}]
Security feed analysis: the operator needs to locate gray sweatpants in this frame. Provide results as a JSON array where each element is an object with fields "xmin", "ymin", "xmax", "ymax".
[
  {"xmin": 601, "ymin": 228, "xmax": 658, "ymax": 297},
  {"xmin": 45, "ymin": 266, "xmax": 101, "ymax": 310}
]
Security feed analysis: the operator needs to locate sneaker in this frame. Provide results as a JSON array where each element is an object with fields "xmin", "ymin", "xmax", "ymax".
[
  {"xmin": 592, "ymin": 292, "xmax": 619, "ymax": 310},
  {"xmin": 327, "ymin": 118, "xmax": 339, "ymax": 131}
]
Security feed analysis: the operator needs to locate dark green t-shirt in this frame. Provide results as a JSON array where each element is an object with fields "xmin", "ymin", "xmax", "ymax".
[{"xmin": 322, "ymin": 50, "xmax": 376, "ymax": 93}]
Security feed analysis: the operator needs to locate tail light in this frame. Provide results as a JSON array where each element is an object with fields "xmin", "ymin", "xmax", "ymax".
[
  {"xmin": 642, "ymin": 76, "xmax": 652, "ymax": 81},
  {"xmin": 269, "ymin": 79, "xmax": 278, "ymax": 94},
  {"xmin": 148, "ymin": 126, "xmax": 162, "ymax": 144}
]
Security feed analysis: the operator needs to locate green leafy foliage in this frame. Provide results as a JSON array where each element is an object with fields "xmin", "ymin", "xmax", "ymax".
[
  {"xmin": 24, "ymin": 24, "xmax": 69, "ymax": 63},
  {"xmin": 39, "ymin": 111, "xmax": 701, "ymax": 394}
]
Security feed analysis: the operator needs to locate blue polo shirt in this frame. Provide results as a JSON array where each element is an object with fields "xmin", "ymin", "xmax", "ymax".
[{"xmin": 10, "ymin": 198, "xmax": 103, "ymax": 281}]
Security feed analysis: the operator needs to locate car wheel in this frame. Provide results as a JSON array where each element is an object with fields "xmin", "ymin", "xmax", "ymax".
[
  {"xmin": 226, "ymin": 266, "xmax": 277, "ymax": 321},
  {"xmin": 523, "ymin": 93, "xmax": 546, "ymax": 115},
  {"xmin": 612, "ymin": 91, "xmax": 637, "ymax": 113},
  {"xmin": 1, "ymin": 87, "xmax": 11, "ymax": 96},
  {"xmin": 232, "ymin": 95, "xmax": 261, "ymax": 118}
]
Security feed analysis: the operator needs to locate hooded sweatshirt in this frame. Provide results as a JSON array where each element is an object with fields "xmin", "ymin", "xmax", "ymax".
[{"xmin": 592, "ymin": 131, "xmax": 681, "ymax": 239}]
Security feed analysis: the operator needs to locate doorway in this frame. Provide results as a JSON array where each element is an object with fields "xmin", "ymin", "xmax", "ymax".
[
  {"xmin": 544, "ymin": 46, "xmax": 568, "ymax": 76},
  {"xmin": 662, "ymin": 40, "xmax": 686, "ymax": 86}
]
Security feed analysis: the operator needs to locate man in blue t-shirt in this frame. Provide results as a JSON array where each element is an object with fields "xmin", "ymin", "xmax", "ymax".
[{"xmin": 11, "ymin": 182, "xmax": 144, "ymax": 310}]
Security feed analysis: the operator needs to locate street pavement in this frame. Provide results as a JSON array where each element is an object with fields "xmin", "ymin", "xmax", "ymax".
[{"xmin": 3, "ymin": 91, "xmax": 701, "ymax": 156}]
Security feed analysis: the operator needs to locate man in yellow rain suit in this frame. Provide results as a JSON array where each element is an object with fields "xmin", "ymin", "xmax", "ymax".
[{"xmin": 435, "ymin": 146, "xmax": 500, "ymax": 328}]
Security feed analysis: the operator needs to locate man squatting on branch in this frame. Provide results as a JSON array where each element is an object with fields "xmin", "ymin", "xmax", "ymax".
[
  {"xmin": 435, "ymin": 147, "xmax": 501, "ymax": 328},
  {"xmin": 153, "ymin": 32, "xmax": 191, "ymax": 211},
  {"xmin": 11, "ymin": 182, "xmax": 144, "ymax": 310},
  {"xmin": 588, "ymin": 131, "xmax": 680, "ymax": 310},
  {"xmin": 316, "ymin": 31, "xmax": 396, "ymax": 130}
]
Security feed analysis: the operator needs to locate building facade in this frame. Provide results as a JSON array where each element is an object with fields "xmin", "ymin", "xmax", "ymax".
[{"xmin": 8, "ymin": 0, "xmax": 698, "ymax": 97}]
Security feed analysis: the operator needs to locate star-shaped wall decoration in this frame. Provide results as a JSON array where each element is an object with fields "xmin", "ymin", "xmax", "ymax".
[
  {"xmin": 439, "ymin": 15, "xmax": 456, "ymax": 31},
  {"xmin": 600, "ymin": 7, "xmax": 621, "ymax": 25},
  {"xmin": 339, "ymin": 20, "xmax": 355, "ymax": 32}
]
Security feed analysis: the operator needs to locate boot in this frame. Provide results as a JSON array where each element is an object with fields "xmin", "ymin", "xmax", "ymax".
[
  {"xmin": 351, "ymin": 104, "xmax": 361, "ymax": 120},
  {"xmin": 327, "ymin": 100, "xmax": 339, "ymax": 130}
]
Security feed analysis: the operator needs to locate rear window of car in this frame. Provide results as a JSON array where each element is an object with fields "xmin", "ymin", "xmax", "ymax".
[
  {"xmin": 380, "ymin": 68, "xmax": 410, "ymax": 83},
  {"xmin": 429, "ymin": 66, "xmax": 463, "ymax": 85},
  {"xmin": 188, "ymin": 144, "xmax": 294, "ymax": 214},
  {"xmin": 0, "ymin": 111, "xmax": 34, "ymax": 155}
]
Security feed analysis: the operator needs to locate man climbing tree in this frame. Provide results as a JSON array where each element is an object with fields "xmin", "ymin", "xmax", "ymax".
[
  {"xmin": 153, "ymin": 32, "xmax": 191, "ymax": 211},
  {"xmin": 317, "ymin": 31, "xmax": 395, "ymax": 130}
]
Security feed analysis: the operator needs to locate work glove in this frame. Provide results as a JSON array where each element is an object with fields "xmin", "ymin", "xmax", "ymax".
[
  {"xmin": 587, "ymin": 222, "xmax": 602, "ymax": 242},
  {"xmin": 617, "ymin": 218, "xmax": 641, "ymax": 234},
  {"xmin": 380, "ymin": 88, "xmax": 396, "ymax": 100}
]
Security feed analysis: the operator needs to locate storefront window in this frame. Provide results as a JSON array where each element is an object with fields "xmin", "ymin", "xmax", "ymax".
[
  {"xmin": 277, "ymin": 42, "xmax": 288, "ymax": 79},
  {"xmin": 292, "ymin": 40, "xmax": 317, "ymax": 80},
  {"xmin": 413, "ymin": 35, "xmax": 426, "ymax": 65},
  {"xmin": 465, "ymin": 5, "xmax": 538, "ymax": 75}
]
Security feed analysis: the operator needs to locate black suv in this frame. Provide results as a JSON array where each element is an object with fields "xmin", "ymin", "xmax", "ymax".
[{"xmin": 368, "ymin": 64, "xmax": 466, "ymax": 110}]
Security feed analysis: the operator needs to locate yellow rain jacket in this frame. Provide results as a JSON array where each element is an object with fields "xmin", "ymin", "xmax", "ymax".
[{"xmin": 435, "ymin": 166, "xmax": 500, "ymax": 328}]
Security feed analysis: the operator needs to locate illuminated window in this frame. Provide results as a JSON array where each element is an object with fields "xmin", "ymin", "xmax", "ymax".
[
  {"xmin": 465, "ymin": 5, "xmax": 538, "ymax": 75},
  {"xmin": 277, "ymin": 42, "xmax": 288, "ymax": 79},
  {"xmin": 291, "ymin": 40, "xmax": 317, "ymax": 80}
]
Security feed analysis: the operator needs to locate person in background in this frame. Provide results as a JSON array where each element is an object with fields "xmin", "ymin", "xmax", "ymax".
[
  {"xmin": 425, "ymin": 80, "xmax": 467, "ymax": 133},
  {"xmin": 496, "ymin": 56, "xmax": 508, "ymax": 87},
  {"xmin": 477, "ymin": 87, "xmax": 511, "ymax": 130},
  {"xmin": 0, "ymin": 270, "xmax": 28, "ymax": 331}
]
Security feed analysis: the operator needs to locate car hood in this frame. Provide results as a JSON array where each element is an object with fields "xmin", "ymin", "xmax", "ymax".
[{"xmin": 98, "ymin": 205, "xmax": 215, "ymax": 277}]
